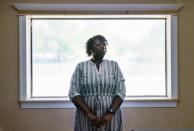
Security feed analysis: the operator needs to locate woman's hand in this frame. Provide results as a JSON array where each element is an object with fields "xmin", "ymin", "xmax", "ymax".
[
  {"xmin": 100, "ymin": 113, "xmax": 114, "ymax": 128},
  {"xmin": 86, "ymin": 112, "xmax": 101, "ymax": 128}
]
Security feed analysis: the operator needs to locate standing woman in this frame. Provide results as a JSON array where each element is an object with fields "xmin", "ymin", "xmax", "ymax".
[{"xmin": 68, "ymin": 35, "xmax": 126, "ymax": 131}]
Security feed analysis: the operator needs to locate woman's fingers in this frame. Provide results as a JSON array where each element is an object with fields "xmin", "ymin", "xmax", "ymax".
[
  {"xmin": 100, "ymin": 113, "xmax": 114, "ymax": 128},
  {"xmin": 99, "ymin": 118, "xmax": 108, "ymax": 128},
  {"xmin": 91, "ymin": 117, "xmax": 110, "ymax": 128},
  {"xmin": 86, "ymin": 113, "xmax": 102, "ymax": 128},
  {"xmin": 92, "ymin": 117, "xmax": 101, "ymax": 128}
]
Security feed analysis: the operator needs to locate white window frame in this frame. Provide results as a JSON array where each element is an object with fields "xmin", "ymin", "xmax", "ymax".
[{"xmin": 14, "ymin": 3, "xmax": 182, "ymax": 108}]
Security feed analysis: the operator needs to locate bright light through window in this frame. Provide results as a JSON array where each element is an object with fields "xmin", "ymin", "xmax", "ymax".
[{"xmin": 32, "ymin": 15, "xmax": 166, "ymax": 97}]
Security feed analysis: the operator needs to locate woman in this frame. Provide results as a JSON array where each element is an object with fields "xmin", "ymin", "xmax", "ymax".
[{"xmin": 68, "ymin": 35, "xmax": 126, "ymax": 131}]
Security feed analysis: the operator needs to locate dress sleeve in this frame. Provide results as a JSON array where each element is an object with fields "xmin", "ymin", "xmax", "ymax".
[
  {"xmin": 68, "ymin": 63, "xmax": 81, "ymax": 101},
  {"xmin": 114, "ymin": 62, "xmax": 126, "ymax": 101}
]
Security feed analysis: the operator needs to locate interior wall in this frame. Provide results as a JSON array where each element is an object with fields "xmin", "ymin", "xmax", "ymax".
[{"xmin": 0, "ymin": 0, "xmax": 194, "ymax": 131}]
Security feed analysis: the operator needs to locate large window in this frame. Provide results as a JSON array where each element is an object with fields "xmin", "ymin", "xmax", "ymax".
[
  {"xmin": 17, "ymin": 4, "xmax": 180, "ymax": 108},
  {"xmin": 31, "ymin": 15, "xmax": 166, "ymax": 98}
]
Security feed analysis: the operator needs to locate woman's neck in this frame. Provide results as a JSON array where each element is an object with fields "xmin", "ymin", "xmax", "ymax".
[{"xmin": 92, "ymin": 56, "xmax": 103, "ymax": 64}]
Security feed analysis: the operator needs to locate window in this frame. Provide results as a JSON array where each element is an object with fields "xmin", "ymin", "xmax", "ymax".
[
  {"xmin": 31, "ymin": 15, "xmax": 166, "ymax": 97},
  {"xmin": 15, "ymin": 3, "xmax": 181, "ymax": 108}
]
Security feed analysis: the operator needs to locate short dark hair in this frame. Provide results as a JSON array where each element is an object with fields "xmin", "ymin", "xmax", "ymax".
[{"xmin": 86, "ymin": 35, "xmax": 108, "ymax": 56}]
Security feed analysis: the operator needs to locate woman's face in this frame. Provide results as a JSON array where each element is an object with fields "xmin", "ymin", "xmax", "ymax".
[{"xmin": 91, "ymin": 38, "xmax": 106, "ymax": 59}]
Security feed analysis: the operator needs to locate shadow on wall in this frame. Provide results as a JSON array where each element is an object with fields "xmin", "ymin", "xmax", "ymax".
[{"xmin": 0, "ymin": 125, "xmax": 4, "ymax": 131}]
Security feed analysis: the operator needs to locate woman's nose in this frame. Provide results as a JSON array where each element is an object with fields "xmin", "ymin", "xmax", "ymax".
[{"xmin": 99, "ymin": 44, "xmax": 105, "ymax": 49}]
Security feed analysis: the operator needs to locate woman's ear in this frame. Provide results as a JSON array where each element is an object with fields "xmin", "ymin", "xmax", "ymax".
[
  {"xmin": 105, "ymin": 46, "xmax": 107, "ymax": 53},
  {"xmin": 91, "ymin": 47, "xmax": 94, "ymax": 54}
]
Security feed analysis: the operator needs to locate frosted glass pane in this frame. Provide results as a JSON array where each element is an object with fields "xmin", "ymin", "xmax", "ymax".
[{"xmin": 32, "ymin": 18, "xmax": 166, "ymax": 97}]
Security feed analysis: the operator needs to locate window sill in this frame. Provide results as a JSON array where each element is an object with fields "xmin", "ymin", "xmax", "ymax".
[{"xmin": 20, "ymin": 97, "xmax": 178, "ymax": 108}]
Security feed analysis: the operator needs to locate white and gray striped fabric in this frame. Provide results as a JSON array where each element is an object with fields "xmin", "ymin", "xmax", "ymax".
[{"xmin": 69, "ymin": 59, "xmax": 126, "ymax": 131}]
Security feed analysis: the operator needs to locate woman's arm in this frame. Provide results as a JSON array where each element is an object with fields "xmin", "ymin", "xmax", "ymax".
[
  {"xmin": 69, "ymin": 64, "xmax": 90, "ymax": 113},
  {"xmin": 72, "ymin": 95, "xmax": 123, "ymax": 118},
  {"xmin": 109, "ymin": 62, "xmax": 126, "ymax": 112},
  {"xmin": 109, "ymin": 95, "xmax": 123, "ymax": 111},
  {"xmin": 72, "ymin": 95, "xmax": 92, "ymax": 114},
  {"xmin": 72, "ymin": 95, "xmax": 101, "ymax": 128}
]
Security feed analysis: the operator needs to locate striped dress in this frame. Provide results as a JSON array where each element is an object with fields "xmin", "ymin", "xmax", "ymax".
[{"xmin": 68, "ymin": 59, "xmax": 126, "ymax": 131}]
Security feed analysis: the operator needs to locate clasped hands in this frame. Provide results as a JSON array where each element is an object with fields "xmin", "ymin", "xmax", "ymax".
[{"xmin": 86, "ymin": 112, "xmax": 114, "ymax": 128}]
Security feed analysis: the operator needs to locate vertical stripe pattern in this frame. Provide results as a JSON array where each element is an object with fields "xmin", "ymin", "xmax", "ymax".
[{"xmin": 69, "ymin": 59, "xmax": 126, "ymax": 131}]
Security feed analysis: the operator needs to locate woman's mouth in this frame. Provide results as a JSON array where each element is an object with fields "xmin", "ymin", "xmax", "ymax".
[{"xmin": 98, "ymin": 51, "xmax": 105, "ymax": 55}]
